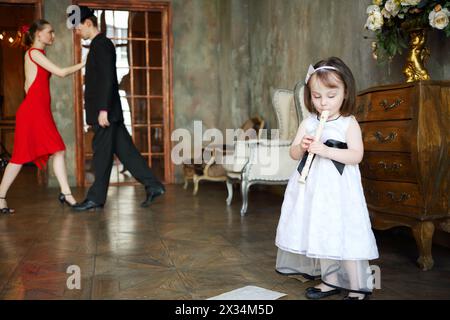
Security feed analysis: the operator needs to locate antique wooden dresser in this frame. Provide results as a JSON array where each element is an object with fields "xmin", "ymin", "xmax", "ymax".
[{"xmin": 356, "ymin": 81, "xmax": 449, "ymax": 271}]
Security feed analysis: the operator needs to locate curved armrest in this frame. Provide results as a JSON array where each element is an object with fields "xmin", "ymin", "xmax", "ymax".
[{"xmin": 257, "ymin": 139, "xmax": 292, "ymax": 147}]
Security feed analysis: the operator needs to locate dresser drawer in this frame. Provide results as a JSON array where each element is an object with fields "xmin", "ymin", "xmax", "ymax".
[
  {"xmin": 362, "ymin": 179, "xmax": 423, "ymax": 215},
  {"xmin": 361, "ymin": 152, "xmax": 416, "ymax": 183},
  {"xmin": 356, "ymin": 88, "xmax": 414, "ymax": 122},
  {"xmin": 361, "ymin": 120, "xmax": 413, "ymax": 152}
]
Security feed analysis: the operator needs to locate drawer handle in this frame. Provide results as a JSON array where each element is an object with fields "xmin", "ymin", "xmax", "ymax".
[
  {"xmin": 357, "ymin": 103, "xmax": 365, "ymax": 115},
  {"xmin": 386, "ymin": 192, "xmax": 411, "ymax": 203},
  {"xmin": 378, "ymin": 161, "xmax": 403, "ymax": 172},
  {"xmin": 367, "ymin": 189, "xmax": 379, "ymax": 200},
  {"xmin": 380, "ymin": 98, "xmax": 404, "ymax": 111},
  {"xmin": 356, "ymin": 102, "xmax": 373, "ymax": 115},
  {"xmin": 374, "ymin": 131, "xmax": 397, "ymax": 143}
]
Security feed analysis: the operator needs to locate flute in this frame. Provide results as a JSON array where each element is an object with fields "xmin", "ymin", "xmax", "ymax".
[{"xmin": 298, "ymin": 110, "xmax": 330, "ymax": 183}]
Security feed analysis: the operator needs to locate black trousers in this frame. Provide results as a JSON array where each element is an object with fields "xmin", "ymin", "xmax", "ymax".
[{"xmin": 86, "ymin": 122, "xmax": 163, "ymax": 204}]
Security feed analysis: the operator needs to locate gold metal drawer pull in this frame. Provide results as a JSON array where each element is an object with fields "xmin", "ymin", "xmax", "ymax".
[
  {"xmin": 357, "ymin": 103, "xmax": 365, "ymax": 115},
  {"xmin": 378, "ymin": 161, "xmax": 402, "ymax": 172},
  {"xmin": 367, "ymin": 189, "xmax": 379, "ymax": 200},
  {"xmin": 374, "ymin": 131, "xmax": 397, "ymax": 143},
  {"xmin": 357, "ymin": 102, "xmax": 372, "ymax": 115},
  {"xmin": 387, "ymin": 192, "xmax": 411, "ymax": 203},
  {"xmin": 380, "ymin": 98, "xmax": 404, "ymax": 111}
]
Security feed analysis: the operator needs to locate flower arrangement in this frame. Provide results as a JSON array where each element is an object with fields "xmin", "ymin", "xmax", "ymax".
[{"xmin": 365, "ymin": 0, "xmax": 450, "ymax": 60}]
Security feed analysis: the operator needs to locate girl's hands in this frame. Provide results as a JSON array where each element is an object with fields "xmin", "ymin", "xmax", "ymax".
[
  {"xmin": 300, "ymin": 135, "xmax": 314, "ymax": 152},
  {"xmin": 308, "ymin": 139, "xmax": 329, "ymax": 158}
]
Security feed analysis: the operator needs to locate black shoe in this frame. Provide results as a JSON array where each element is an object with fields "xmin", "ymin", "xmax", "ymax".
[
  {"xmin": 305, "ymin": 287, "xmax": 341, "ymax": 300},
  {"xmin": 343, "ymin": 294, "xmax": 369, "ymax": 300},
  {"xmin": 0, "ymin": 196, "xmax": 14, "ymax": 214},
  {"xmin": 141, "ymin": 186, "xmax": 165, "ymax": 207},
  {"xmin": 58, "ymin": 193, "xmax": 79, "ymax": 208},
  {"xmin": 72, "ymin": 199, "xmax": 104, "ymax": 211}
]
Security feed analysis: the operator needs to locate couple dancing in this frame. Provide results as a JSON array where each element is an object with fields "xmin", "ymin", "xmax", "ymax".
[{"xmin": 0, "ymin": 7, "xmax": 165, "ymax": 214}]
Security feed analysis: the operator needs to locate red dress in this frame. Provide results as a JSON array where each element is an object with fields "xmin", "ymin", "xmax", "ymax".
[{"xmin": 10, "ymin": 48, "xmax": 66, "ymax": 169}]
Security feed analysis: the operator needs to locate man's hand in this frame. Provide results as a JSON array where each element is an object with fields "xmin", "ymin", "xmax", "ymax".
[{"xmin": 98, "ymin": 111, "xmax": 110, "ymax": 128}]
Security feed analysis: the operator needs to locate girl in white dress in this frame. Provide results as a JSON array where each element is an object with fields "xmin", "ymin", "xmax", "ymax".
[{"xmin": 275, "ymin": 57, "xmax": 379, "ymax": 300}]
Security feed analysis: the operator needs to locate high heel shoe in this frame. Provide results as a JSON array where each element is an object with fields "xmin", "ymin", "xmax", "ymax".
[
  {"xmin": 0, "ymin": 196, "xmax": 15, "ymax": 214},
  {"xmin": 58, "ymin": 193, "xmax": 78, "ymax": 207}
]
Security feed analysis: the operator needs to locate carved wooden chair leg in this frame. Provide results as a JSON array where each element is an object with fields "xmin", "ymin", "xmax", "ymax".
[
  {"xmin": 240, "ymin": 180, "xmax": 249, "ymax": 216},
  {"xmin": 193, "ymin": 175, "xmax": 200, "ymax": 196},
  {"xmin": 226, "ymin": 179, "xmax": 233, "ymax": 206},
  {"xmin": 412, "ymin": 221, "xmax": 435, "ymax": 271}
]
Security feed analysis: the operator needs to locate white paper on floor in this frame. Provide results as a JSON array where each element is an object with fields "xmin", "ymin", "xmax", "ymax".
[{"xmin": 207, "ymin": 286, "xmax": 287, "ymax": 300}]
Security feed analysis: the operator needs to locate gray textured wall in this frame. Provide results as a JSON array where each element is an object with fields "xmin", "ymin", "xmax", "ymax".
[
  {"xmin": 170, "ymin": 0, "xmax": 252, "ymax": 181},
  {"xmin": 247, "ymin": 0, "xmax": 450, "ymax": 130},
  {"xmin": 172, "ymin": 0, "xmax": 251, "ymax": 132},
  {"xmin": 44, "ymin": 0, "xmax": 76, "ymax": 187}
]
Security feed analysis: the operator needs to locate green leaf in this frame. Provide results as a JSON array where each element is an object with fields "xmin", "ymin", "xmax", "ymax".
[{"xmin": 445, "ymin": 27, "xmax": 450, "ymax": 37}]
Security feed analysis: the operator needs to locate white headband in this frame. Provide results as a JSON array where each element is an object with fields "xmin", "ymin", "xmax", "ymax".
[{"xmin": 305, "ymin": 65, "xmax": 339, "ymax": 84}]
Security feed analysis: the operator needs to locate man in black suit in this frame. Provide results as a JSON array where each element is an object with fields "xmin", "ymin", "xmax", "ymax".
[{"xmin": 72, "ymin": 6, "xmax": 165, "ymax": 211}]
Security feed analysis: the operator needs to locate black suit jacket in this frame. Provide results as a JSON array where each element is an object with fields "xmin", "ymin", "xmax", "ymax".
[{"xmin": 84, "ymin": 33, "xmax": 123, "ymax": 125}]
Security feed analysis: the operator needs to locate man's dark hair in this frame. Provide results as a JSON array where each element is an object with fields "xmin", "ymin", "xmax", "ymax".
[
  {"xmin": 82, "ymin": 15, "xmax": 98, "ymax": 27},
  {"xmin": 78, "ymin": 6, "xmax": 98, "ymax": 27}
]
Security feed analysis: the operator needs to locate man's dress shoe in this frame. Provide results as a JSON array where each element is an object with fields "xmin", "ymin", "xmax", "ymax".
[
  {"xmin": 141, "ymin": 186, "xmax": 165, "ymax": 207},
  {"xmin": 72, "ymin": 199, "xmax": 104, "ymax": 211}
]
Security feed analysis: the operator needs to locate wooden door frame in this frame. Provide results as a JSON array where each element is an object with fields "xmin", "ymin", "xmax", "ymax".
[
  {"xmin": 72, "ymin": 0, "xmax": 174, "ymax": 186},
  {"xmin": 0, "ymin": 0, "xmax": 43, "ymax": 17}
]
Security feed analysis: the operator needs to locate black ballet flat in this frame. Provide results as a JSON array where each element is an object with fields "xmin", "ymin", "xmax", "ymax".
[
  {"xmin": 343, "ymin": 294, "xmax": 369, "ymax": 300},
  {"xmin": 0, "ymin": 196, "xmax": 15, "ymax": 214},
  {"xmin": 305, "ymin": 287, "xmax": 341, "ymax": 299},
  {"xmin": 58, "ymin": 193, "xmax": 78, "ymax": 208}
]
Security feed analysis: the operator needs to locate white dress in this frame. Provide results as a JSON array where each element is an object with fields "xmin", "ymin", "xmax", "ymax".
[{"xmin": 275, "ymin": 115, "xmax": 379, "ymax": 293}]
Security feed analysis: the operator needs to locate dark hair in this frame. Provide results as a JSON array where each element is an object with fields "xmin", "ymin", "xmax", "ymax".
[
  {"xmin": 24, "ymin": 19, "xmax": 50, "ymax": 47},
  {"xmin": 82, "ymin": 15, "xmax": 98, "ymax": 28},
  {"xmin": 304, "ymin": 57, "xmax": 356, "ymax": 117}
]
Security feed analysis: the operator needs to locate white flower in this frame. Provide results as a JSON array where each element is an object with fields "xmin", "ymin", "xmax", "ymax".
[
  {"xmin": 365, "ymin": 10, "xmax": 384, "ymax": 31},
  {"xmin": 400, "ymin": 0, "xmax": 420, "ymax": 6},
  {"xmin": 382, "ymin": 0, "xmax": 401, "ymax": 18},
  {"xmin": 366, "ymin": 5, "xmax": 381, "ymax": 15},
  {"xmin": 429, "ymin": 8, "xmax": 450, "ymax": 30}
]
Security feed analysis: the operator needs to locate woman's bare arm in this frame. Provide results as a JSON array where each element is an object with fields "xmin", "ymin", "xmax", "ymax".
[{"xmin": 30, "ymin": 50, "xmax": 84, "ymax": 78}]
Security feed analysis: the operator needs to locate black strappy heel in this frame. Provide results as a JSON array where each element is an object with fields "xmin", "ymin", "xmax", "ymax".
[
  {"xmin": 0, "ymin": 197, "xmax": 15, "ymax": 214},
  {"xmin": 58, "ymin": 193, "xmax": 78, "ymax": 208}
]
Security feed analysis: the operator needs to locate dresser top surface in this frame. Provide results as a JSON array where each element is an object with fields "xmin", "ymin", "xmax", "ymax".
[{"xmin": 357, "ymin": 80, "xmax": 450, "ymax": 96}]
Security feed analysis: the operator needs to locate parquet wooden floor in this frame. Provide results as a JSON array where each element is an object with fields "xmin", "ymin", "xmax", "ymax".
[{"xmin": 0, "ymin": 170, "xmax": 449, "ymax": 300}]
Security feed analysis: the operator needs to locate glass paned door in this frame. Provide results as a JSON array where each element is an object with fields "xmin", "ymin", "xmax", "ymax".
[{"xmin": 80, "ymin": 9, "xmax": 168, "ymax": 185}]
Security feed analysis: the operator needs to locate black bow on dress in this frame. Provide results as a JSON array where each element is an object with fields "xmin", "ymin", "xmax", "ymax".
[{"xmin": 297, "ymin": 139, "xmax": 348, "ymax": 176}]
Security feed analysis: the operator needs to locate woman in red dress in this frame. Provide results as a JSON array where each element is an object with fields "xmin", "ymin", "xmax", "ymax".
[{"xmin": 0, "ymin": 19, "xmax": 84, "ymax": 213}]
